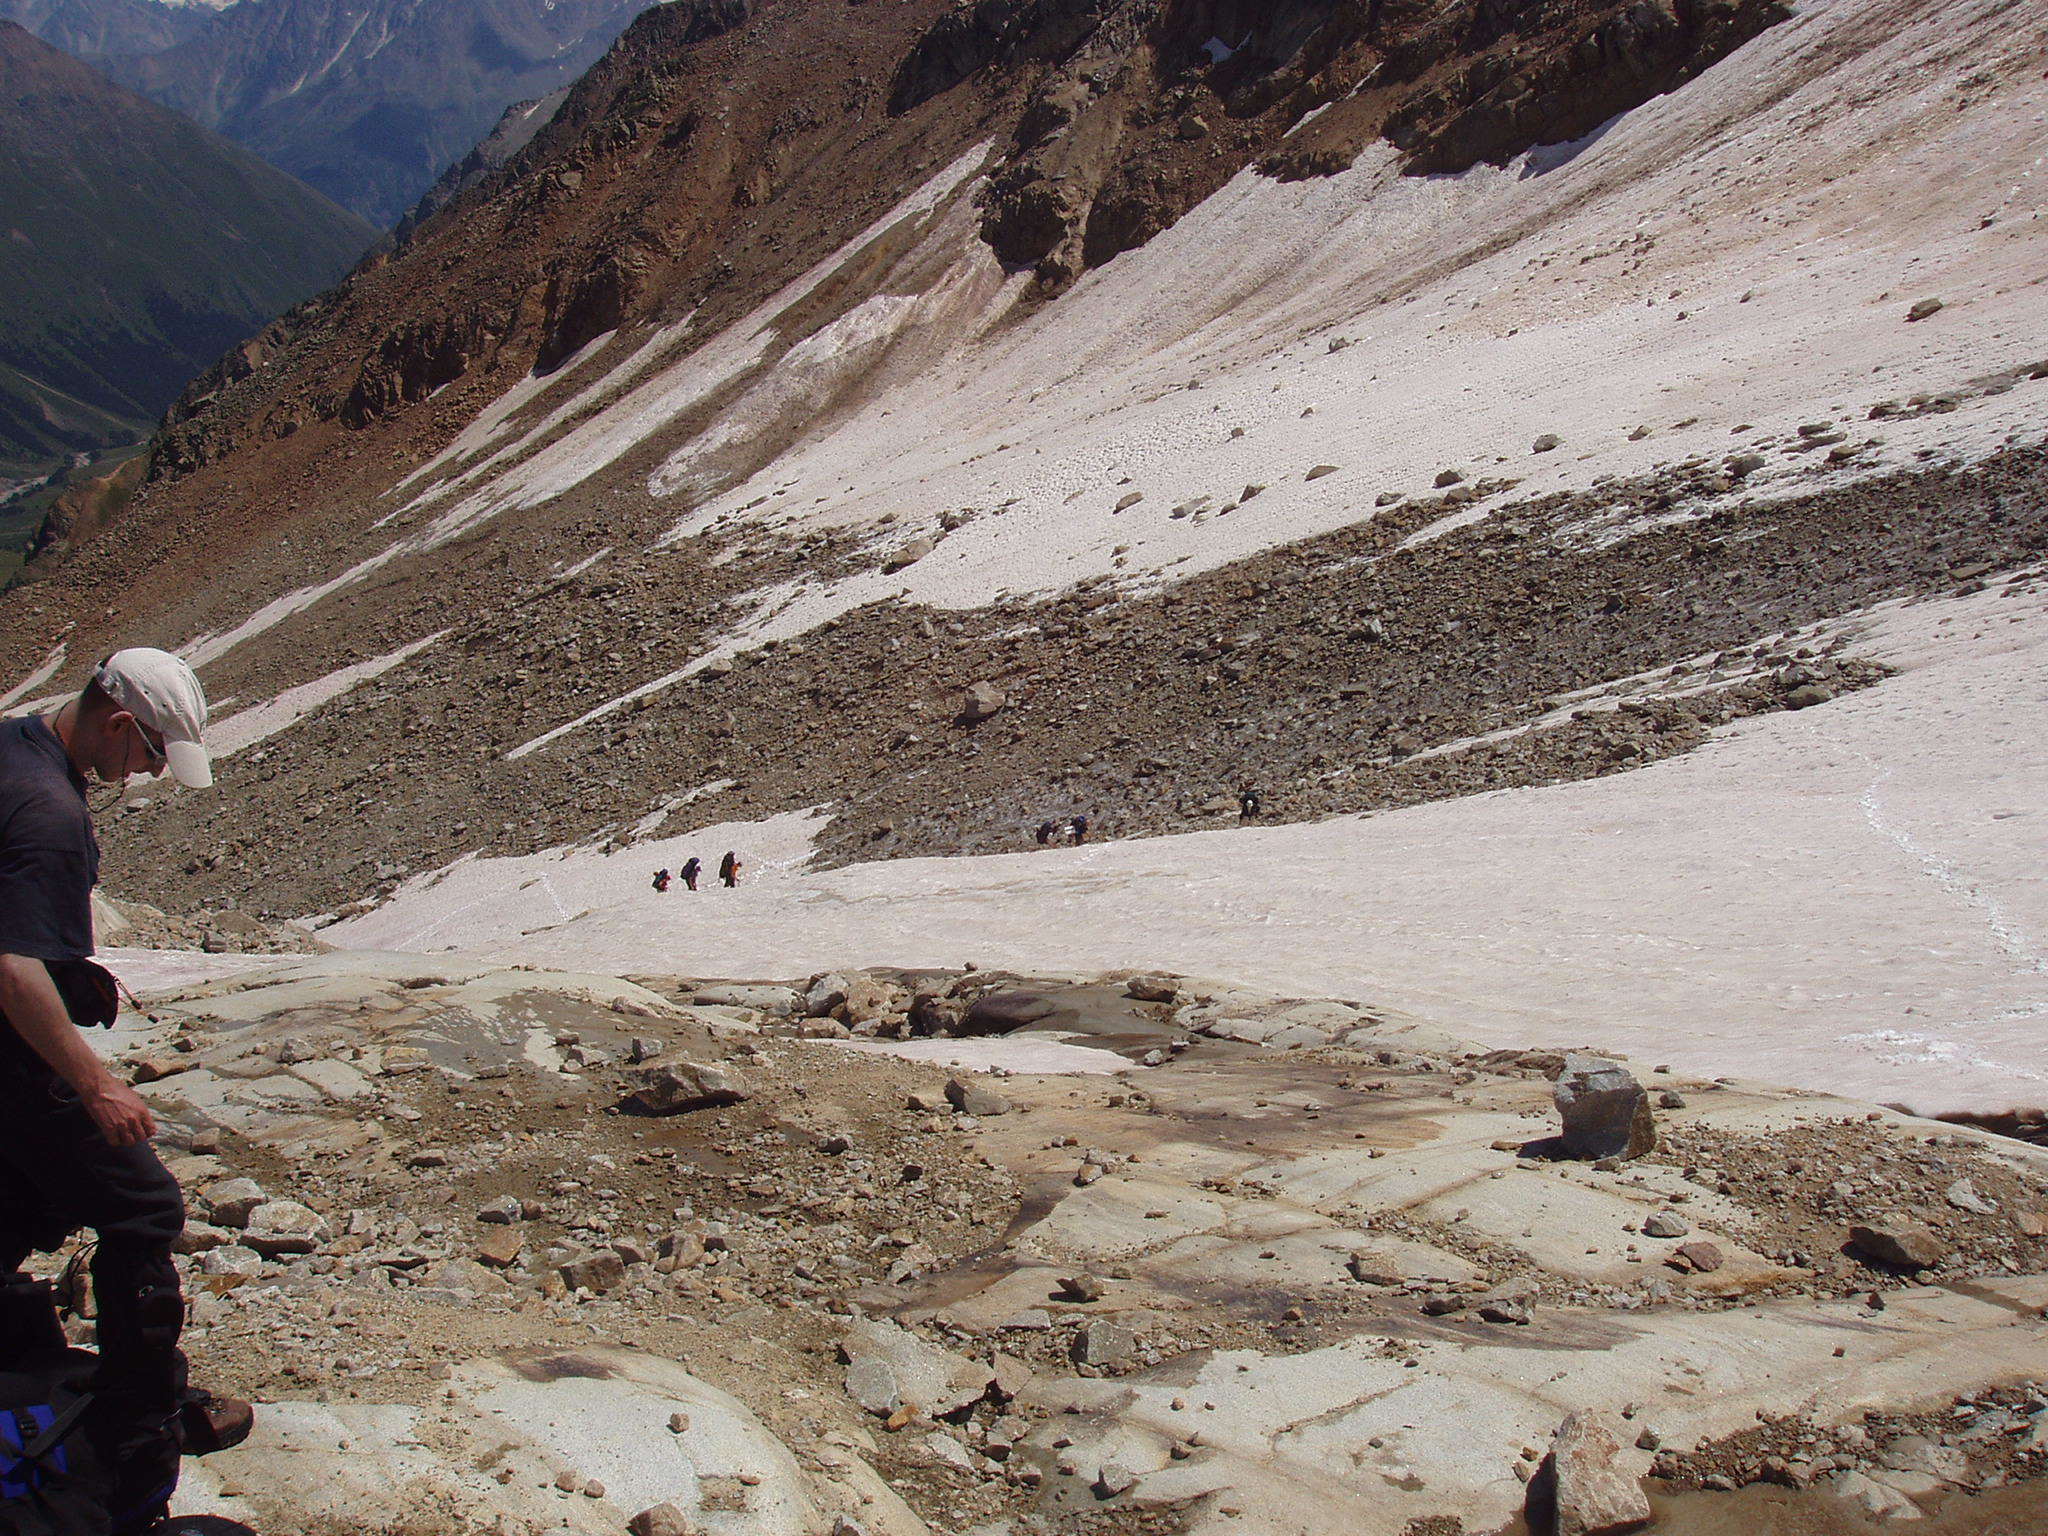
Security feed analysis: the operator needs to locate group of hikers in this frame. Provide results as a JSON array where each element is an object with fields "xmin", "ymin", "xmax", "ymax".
[
  {"xmin": 652, "ymin": 852, "xmax": 740, "ymax": 892},
  {"xmin": 1034, "ymin": 815, "xmax": 1090, "ymax": 846}
]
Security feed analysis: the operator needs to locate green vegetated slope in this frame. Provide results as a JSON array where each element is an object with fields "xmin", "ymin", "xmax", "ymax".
[{"xmin": 0, "ymin": 20, "xmax": 373, "ymax": 477}]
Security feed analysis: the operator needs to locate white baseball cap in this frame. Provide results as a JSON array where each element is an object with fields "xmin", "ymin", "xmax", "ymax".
[{"xmin": 95, "ymin": 648, "xmax": 212, "ymax": 789}]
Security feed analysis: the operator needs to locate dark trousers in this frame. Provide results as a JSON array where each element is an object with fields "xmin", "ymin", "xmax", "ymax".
[{"xmin": 0, "ymin": 1043, "xmax": 187, "ymax": 1533}]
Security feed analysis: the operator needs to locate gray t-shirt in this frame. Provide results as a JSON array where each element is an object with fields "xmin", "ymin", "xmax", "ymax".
[{"xmin": 0, "ymin": 714, "xmax": 99, "ymax": 964}]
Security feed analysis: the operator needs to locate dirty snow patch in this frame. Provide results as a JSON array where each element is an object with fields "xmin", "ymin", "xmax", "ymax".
[{"xmin": 209, "ymin": 632, "xmax": 444, "ymax": 758}]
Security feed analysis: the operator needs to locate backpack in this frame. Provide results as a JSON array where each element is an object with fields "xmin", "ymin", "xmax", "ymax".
[{"xmin": 0, "ymin": 1276, "xmax": 106, "ymax": 1536}]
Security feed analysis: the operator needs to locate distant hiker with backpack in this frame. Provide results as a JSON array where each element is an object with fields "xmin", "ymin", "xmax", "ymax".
[
  {"xmin": 1034, "ymin": 820, "xmax": 1056, "ymax": 846},
  {"xmin": 0, "ymin": 651, "xmax": 252, "ymax": 1535},
  {"xmin": 652, "ymin": 868, "xmax": 671, "ymax": 893},
  {"xmin": 1238, "ymin": 785, "xmax": 1261, "ymax": 821},
  {"xmin": 1070, "ymin": 814, "xmax": 1089, "ymax": 845},
  {"xmin": 719, "ymin": 850, "xmax": 741, "ymax": 887},
  {"xmin": 679, "ymin": 856, "xmax": 701, "ymax": 891}
]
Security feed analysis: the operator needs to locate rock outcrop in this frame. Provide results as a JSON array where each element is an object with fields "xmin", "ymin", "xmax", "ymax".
[
  {"xmin": 42, "ymin": 954, "xmax": 2038, "ymax": 1534},
  {"xmin": 1544, "ymin": 1411, "xmax": 1652, "ymax": 1536},
  {"xmin": 1555, "ymin": 1052, "xmax": 1658, "ymax": 1160}
]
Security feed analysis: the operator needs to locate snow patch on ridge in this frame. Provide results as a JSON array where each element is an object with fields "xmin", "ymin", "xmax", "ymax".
[
  {"xmin": 401, "ymin": 143, "xmax": 997, "ymax": 550},
  {"xmin": 1, "ymin": 640, "xmax": 68, "ymax": 713},
  {"xmin": 388, "ymin": 328, "xmax": 620, "ymax": 499},
  {"xmin": 171, "ymin": 145, "xmax": 998, "ymax": 672},
  {"xmin": 181, "ymin": 546, "xmax": 407, "ymax": 669},
  {"xmin": 565, "ymin": 0, "xmax": 2045, "ymax": 687},
  {"xmin": 209, "ymin": 631, "xmax": 445, "ymax": 758},
  {"xmin": 181, "ymin": 0, "xmax": 2047, "ymax": 683}
]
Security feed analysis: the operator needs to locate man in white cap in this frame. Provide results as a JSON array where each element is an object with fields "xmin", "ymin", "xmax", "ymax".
[{"xmin": 0, "ymin": 647, "xmax": 248, "ymax": 1534}]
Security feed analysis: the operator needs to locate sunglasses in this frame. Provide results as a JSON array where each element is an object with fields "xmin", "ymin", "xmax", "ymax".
[{"xmin": 129, "ymin": 717, "xmax": 167, "ymax": 767}]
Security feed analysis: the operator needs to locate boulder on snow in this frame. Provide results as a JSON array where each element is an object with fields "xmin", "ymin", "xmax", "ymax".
[
  {"xmin": 883, "ymin": 536, "xmax": 936, "ymax": 572},
  {"xmin": 628, "ymin": 1505, "xmax": 692, "ymax": 1536}
]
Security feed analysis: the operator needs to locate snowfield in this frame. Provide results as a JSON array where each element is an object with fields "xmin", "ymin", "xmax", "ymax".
[{"xmin": 334, "ymin": 575, "xmax": 2048, "ymax": 1116}]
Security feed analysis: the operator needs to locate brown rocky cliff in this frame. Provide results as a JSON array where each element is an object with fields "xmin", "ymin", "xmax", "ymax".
[
  {"xmin": 972, "ymin": 0, "xmax": 1786, "ymax": 291},
  {"xmin": 127, "ymin": 0, "xmax": 1788, "ymax": 504}
]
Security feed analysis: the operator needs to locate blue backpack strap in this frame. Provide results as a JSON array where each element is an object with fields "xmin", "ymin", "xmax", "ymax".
[
  {"xmin": 17, "ymin": 1394, "xmax": 88, "ymax": 1468},
  {"xmin": 1, "ymin": 1407, "xmax": 35, "ymax": 1497},
  {"xmin": 0, "ymin": 1392, "xmax": 90, "ymax": 1496}
]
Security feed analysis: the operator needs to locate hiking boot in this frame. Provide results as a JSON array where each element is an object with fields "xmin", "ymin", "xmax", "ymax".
[{"xmin": 175, "ymin": 1387, "xmax": 254, "ymax": 1455}]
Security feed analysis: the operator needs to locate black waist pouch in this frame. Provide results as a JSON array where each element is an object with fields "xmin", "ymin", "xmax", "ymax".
[{"xmin": 44, "ymin": 960, "xmax": 119, "ymax": 1029}]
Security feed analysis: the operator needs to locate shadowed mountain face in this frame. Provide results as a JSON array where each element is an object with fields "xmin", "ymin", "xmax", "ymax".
[
  {"xmin": 0, "ymin": 20, "xmax": 373, "ymax": 476},
  {"xmin": 61, "ymin": 0, "xmax": 654, "ymax": 226},
  {"xmin": 0, "ymin": 0, "xmax": 209, "ymax": 60}
]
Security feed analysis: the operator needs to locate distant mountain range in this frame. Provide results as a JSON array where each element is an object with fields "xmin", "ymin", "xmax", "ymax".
[
  {"xmin": 0, "ymin": 19, "xmax": 372, "ymax": 476},
  {"xmin": 0, "ymin": 0, "xmax": 210, "ymax": 61},
  {"xmin": 0, "ymin": 0, "xmax": 650, "ymax": 225}
]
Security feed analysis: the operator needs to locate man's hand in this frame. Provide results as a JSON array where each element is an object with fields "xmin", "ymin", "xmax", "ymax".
[
  {"xmin": 0, "ymin": 952, "xmax": 156, "ymax": 1147},
  {"xmin": 79, "ymin": 1075, "xmax": 156, "ymax": 1147}
]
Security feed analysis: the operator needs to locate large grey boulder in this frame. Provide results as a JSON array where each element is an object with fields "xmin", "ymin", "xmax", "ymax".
[
  {"xmin": 956, "ymin": 682, "xmax": 1007, "ymax": 723},
  {"xmin": 690, "ymin": 983, "xmax": 800, "ymax": 1016},
  {"xmin": 960, "ymin": 991, "xmax": 1058, "ymax": 1036},
  {"xmin": 241, "ymin": 1199, "xmax": 329, "ymax": 1256},
  {"xmin": 840, "ymin": 1320, "xmax": 991, "ymax": 1418},
  {"xmin": 1825, "ymin": 1469, "xmax": 1923, "ymax": 1521},
  {"xmin": 558, "ymin": 1249, "xmax": 626, "ymax": 1294},
  {"xmin": 1554, "ymin": 1053, "xmax": 1656, "ymax": 1160},
  {"xmin": 945, "ymin": 1078, "xmax": 1012, "ymax": 1117},
  {"xmin": 202, "ymin": 1177, "xmax": 269, "ymax": 1229},
  {"xmin": 805, "ymin": 970, "xmax": 898, "ymax": 1023}
]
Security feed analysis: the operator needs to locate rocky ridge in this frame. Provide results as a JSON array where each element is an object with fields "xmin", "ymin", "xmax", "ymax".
[{"xmin": 91, "ymin": 438, "xmax": 2044, "ymax": 920}]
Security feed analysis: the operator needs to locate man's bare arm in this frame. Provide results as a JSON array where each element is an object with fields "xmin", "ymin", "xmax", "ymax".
[{"xmin": 0, "ymin": 951, "xmax": 155, "ymax": 1147}]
